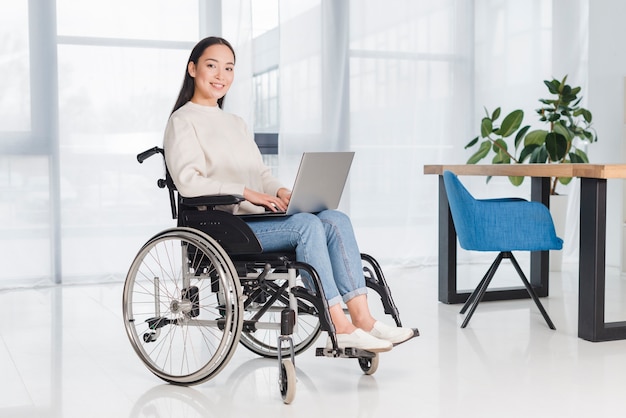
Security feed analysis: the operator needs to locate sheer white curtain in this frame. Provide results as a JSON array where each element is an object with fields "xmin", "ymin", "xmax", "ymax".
[
  {"xmin": 0, "ymin": 1, "xmax": 203, "ymax": 286},
  {"xmin": 347, "ymin": 1, "xmax": 473, "ymax": 265},
  {"xmin": 223, "ymin": 0, "xmax": 473, "ymax": 265},
  {"xmin": 0, "ymin": 0, "xmax": 591, "ymax": 287},
  {"xmin": 221, "ymin": 0, "xmax": 590, "ymax": 268}
]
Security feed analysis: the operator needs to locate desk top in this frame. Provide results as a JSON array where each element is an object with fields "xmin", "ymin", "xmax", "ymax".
[{"xmin": 423, "ymin": 164, "xmax": 626, "ymax": 179}]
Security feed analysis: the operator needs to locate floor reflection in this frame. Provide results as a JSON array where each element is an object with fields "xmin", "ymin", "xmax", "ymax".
[{"xmin": 4, "ymin": 265, "xmax": 626, "ymax": 417}]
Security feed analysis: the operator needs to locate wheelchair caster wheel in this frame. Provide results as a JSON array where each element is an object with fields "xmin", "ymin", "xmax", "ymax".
[
  {"xmin": 143, "ymin": 332, "xmax": 157, "ymax": 343},
  {"xmin": 358, "ymin": 353, "xmax": 379, "ymax": 375},
  {"xmin": 279, "ymin": 359, "xmax": 296, "ymax": 404}
]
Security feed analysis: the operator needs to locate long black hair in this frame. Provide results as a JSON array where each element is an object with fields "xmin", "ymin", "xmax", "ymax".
[{"xmin": 171, "ymin": 36, "xmax": 236, "ymax": 114}]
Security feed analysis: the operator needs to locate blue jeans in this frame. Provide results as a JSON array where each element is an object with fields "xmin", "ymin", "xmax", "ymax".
[{"xmin": 245, "ymin": 210, "xmax": 367, "ymax": 307}]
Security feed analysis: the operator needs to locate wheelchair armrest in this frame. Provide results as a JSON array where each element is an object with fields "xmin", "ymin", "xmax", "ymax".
[
  {"xmin": 137, "ymin": 146, "xmax": 163, "ymax": 163},
  {"xmin": 179, "ymin": 205, "xmax": 263, "ymax": 254},
  {"xmin": 179, "ymin": 194, "xmax": 245, "ymax": 208}
]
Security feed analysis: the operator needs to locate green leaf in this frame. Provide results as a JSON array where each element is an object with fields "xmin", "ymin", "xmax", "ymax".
[
  {"xmin": 553, "ymin": 122, "xmax": 573, "ymax": 141},
  {"xmin": 529, "ymin": 145, "xmax": 548, "ymax": 163},
  {"xmin": 562, "ymin": 84, "xmax": 572, "ymax": 97},
  {"xmin": 508, "ymin": 176, "xmax": 524, "ymax": 186},
  {"xmin": 582, "ymin": 129, "xmax": 596, "ymax": 142},
  {"xmin": 545, "ymin": 132, "xmax": 568, "ymax": 161},
  {"xmin": 492, "ymin": 153, "xmax": 511, "ymax": 164},
  {"xmin": 524, "ymin": 130, "xmax": 548, "ymax": 146},
  {"xmin": 491, "ymin": 138, "xmax": 509, "ymax": 164},
  {"xmin": 480, "ymin": 117, "xmax": 493, "ymax": 138},
  {"xmin": 558, "ymin": 177, "xmax": 573, "ymax": 185},
  {"xmin": 545, "ymin": 79, "xmax": 560, "ymax": 95},
  {"xmin": 492, "ymin": 139, "xmax": 510, "ymax": 164},
  {"xmin": 570, "ymin": 149, "xmax": 589, "ymax": 163},
  {"xmin": 494, "ymin": 109, "xmax": 524, "ymax": 137},
  {"xmin": 519, "ymin": 143, "xmax": 539, "ymax": 162},
  {"xmin": 491, "ymin": 138, "xmax": 508, "ymax": 152},
  {"xmin": 572, "ymin": 97, "xmax": 582, "ymax": 107},
  {"xmin": 466, "ymin": 141, "xmax": 491, "ymax": 164},
  {"xmin": 465, "ymin": 136, "xmax": 479, "ymax": 149},
  {"xmin": 514, "ymin": 125, "xmax": 531, "ymax": 149},
  {"xmin": 492, "ymin": 107, "xmax": 501, "ymax": 120}
]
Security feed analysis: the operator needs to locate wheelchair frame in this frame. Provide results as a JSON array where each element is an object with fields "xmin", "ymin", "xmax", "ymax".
[{"xmin": 123, "ymin": 146, "xmax": 407, "ymax": 403}]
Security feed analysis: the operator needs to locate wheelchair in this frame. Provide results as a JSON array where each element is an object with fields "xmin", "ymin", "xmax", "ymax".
[{"xmin": 123, "ymin": 147, "xmax": 416, "ymax": 404}]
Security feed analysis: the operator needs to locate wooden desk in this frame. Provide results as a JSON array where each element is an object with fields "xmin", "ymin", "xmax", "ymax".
[{"xmin": 424, "ymin": 164, "xmax": 626, "ymax": 342}]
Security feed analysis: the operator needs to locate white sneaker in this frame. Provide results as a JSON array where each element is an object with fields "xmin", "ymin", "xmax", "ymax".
[
  {"xmin": 326, "ymin": 329, "xmax": 393, "ymax": 353},
  {"xmin": 368, "ymin": 321, "xmax": 418, "ymax": 345}
]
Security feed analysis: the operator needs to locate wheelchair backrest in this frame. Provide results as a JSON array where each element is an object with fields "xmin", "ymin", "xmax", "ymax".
[{"xmin": 137, "ymin": 146, "xmax": 263, "ymax": 255}]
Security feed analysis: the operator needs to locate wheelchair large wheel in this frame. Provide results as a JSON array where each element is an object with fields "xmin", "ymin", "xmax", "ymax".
[
  {"xmin": 123, "ymin": 227, "xmax": 243, "ymax": 385},
  {"xmin": 239, "ymin": 273, "xmax": 321, "ymax": 358}
]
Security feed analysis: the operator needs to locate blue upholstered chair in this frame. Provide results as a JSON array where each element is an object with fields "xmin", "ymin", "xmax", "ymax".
[{"xmin": 442, "ymin": 170, "xmax": 563, "ymax": 329}]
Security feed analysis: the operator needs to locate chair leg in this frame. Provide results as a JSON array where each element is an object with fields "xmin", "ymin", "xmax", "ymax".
[
  {"xmin": 461, "ymin": 253, "xmax": 505, "ymax": 328},
  {"xmin": 507, "ymin": 253, "xmax": 556, "ymax": 330},
  {"xmin": 460, "ymin": 255, "xmax": 503, "ymax": 314}
]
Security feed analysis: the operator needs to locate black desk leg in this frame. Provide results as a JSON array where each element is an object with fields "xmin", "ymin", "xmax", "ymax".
[
  {"xmin": 578, "ymin": 178, "xmax": 626, "ymax": 341},
  {"xmin": 530, "ymin": 177, "xmax": 551, "ymax": 297},
  {"xmin": 438, "ymin": 175, "xmax": 459, "ymax": 303}
]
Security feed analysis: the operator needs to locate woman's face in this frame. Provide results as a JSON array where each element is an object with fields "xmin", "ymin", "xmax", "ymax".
[{"xmin": 188, "ymin": 43, "xmax": 235, "ymax": 106}]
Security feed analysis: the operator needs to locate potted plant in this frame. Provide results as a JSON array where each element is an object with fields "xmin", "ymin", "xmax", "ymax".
[
  {"xmin": 464, "ymin": 76, "xmax": 597, "ymax": 270},
  {"xmin": 465, "ymin": 75, "xmax": 598, "ymax": 195}
]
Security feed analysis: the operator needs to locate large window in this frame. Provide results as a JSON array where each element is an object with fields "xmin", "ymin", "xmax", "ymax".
[
  {"xmin": 0, "ymin": 0, "xmax": 217, "ymax": 286},
  {"xmin": 253, "ymin": 68, "xmax": 279, "ymax": 132},
  {"xmin": 0, "ymin": 2, "xmax": 30, "ymax": 136},
  {"xmin": 56, "ymin": 1, "xmax": 203, "ymax": 282}
]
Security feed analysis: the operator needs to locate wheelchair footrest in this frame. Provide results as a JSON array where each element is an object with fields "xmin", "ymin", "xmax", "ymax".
[{"xmin": 315, "ymin": 347, "xmax": 376, "ymax": 359}]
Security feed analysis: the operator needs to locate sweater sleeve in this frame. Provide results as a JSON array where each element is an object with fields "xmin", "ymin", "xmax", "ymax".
[{"xmin": 163, "ymin": 114, "xmax": 245, "ymax": 198}]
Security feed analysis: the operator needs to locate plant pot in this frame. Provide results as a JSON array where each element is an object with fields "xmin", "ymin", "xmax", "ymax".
[{"xmin": 550, "ymin": 194, "xmax": 568, "ymax": 271}]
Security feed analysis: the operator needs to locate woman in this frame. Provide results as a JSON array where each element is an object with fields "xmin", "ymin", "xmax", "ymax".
[{"xmin": 164, "ymin": 36, "xmax": 416, "ymax": 352}]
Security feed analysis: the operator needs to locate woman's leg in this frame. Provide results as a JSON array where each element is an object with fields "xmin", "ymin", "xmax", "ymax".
[
  {"xmin": 345, "ymin": 294, "xmax": 376, "ymax": 331},
  {"xmin": 317, "ymin": 210, "xmax": 416, "ymax": 345},
  {"xmin": 246, "ymin": 213, "xmax": 344, "ymax": 306},
  {"xmin": 246, "ymin": 214, "xmax": 392, "ymax": 351},
  {"xmin": 316, "ymin": 210, "xmax": 368, "ymax": 302},
  {"xmin": 247, "ymin": 212, "xmax": 414, "ymax": 346},
  {"xmin": 328, "ymin": 304, "xmax": 357, "ymax": 334}
]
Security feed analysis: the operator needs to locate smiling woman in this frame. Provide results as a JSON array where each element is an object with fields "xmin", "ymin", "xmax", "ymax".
[
  {"xmin": 162, "ymin": 36, "xmax": 417, "ymax": 353},
  {"xmin": 171, "ymin": 37, "xmax": 237, "ymax": 112},
  {"xmin": 187, "ymin": 44, "xmax": 236, "ymax": 107}
]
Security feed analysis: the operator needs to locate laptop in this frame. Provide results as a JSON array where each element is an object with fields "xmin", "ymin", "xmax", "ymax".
[{"xmin": 243, "ymin": 151, "xmax": 355, "ymax": 218}]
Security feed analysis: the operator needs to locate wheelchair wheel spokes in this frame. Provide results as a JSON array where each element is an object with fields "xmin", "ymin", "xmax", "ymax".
[
  {"xmin": 123, "ymin": 228, "xmax": 243, "ymax": 385},
  {"xmin": 239, "ymin": 276, "xmax": 321, "ymax": 358}
]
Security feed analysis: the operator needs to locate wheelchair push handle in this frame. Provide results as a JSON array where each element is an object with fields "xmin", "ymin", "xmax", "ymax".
[{"xmin": 137, "ymin": 147, "xmax": 163, "ymax": 163}]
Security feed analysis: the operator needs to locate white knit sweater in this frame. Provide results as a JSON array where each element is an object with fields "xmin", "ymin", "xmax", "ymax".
[{"xmin": 163, "ymin": 101, "xmax": 284, "ymax": 214}]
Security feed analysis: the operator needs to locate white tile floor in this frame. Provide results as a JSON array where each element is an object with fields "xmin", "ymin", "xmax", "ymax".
[{"xmin": 2, "ymin": 262, "xmax": 626, "ymax": 418}]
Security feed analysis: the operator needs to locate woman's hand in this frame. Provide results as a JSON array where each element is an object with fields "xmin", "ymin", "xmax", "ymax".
[
  {"xmin": 277, "ymin": 188, "xmax": 291, "ymax": 207},
  {"xmin": 244, "ymin": 188, "xmax": 289, "ymax": 212}
]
